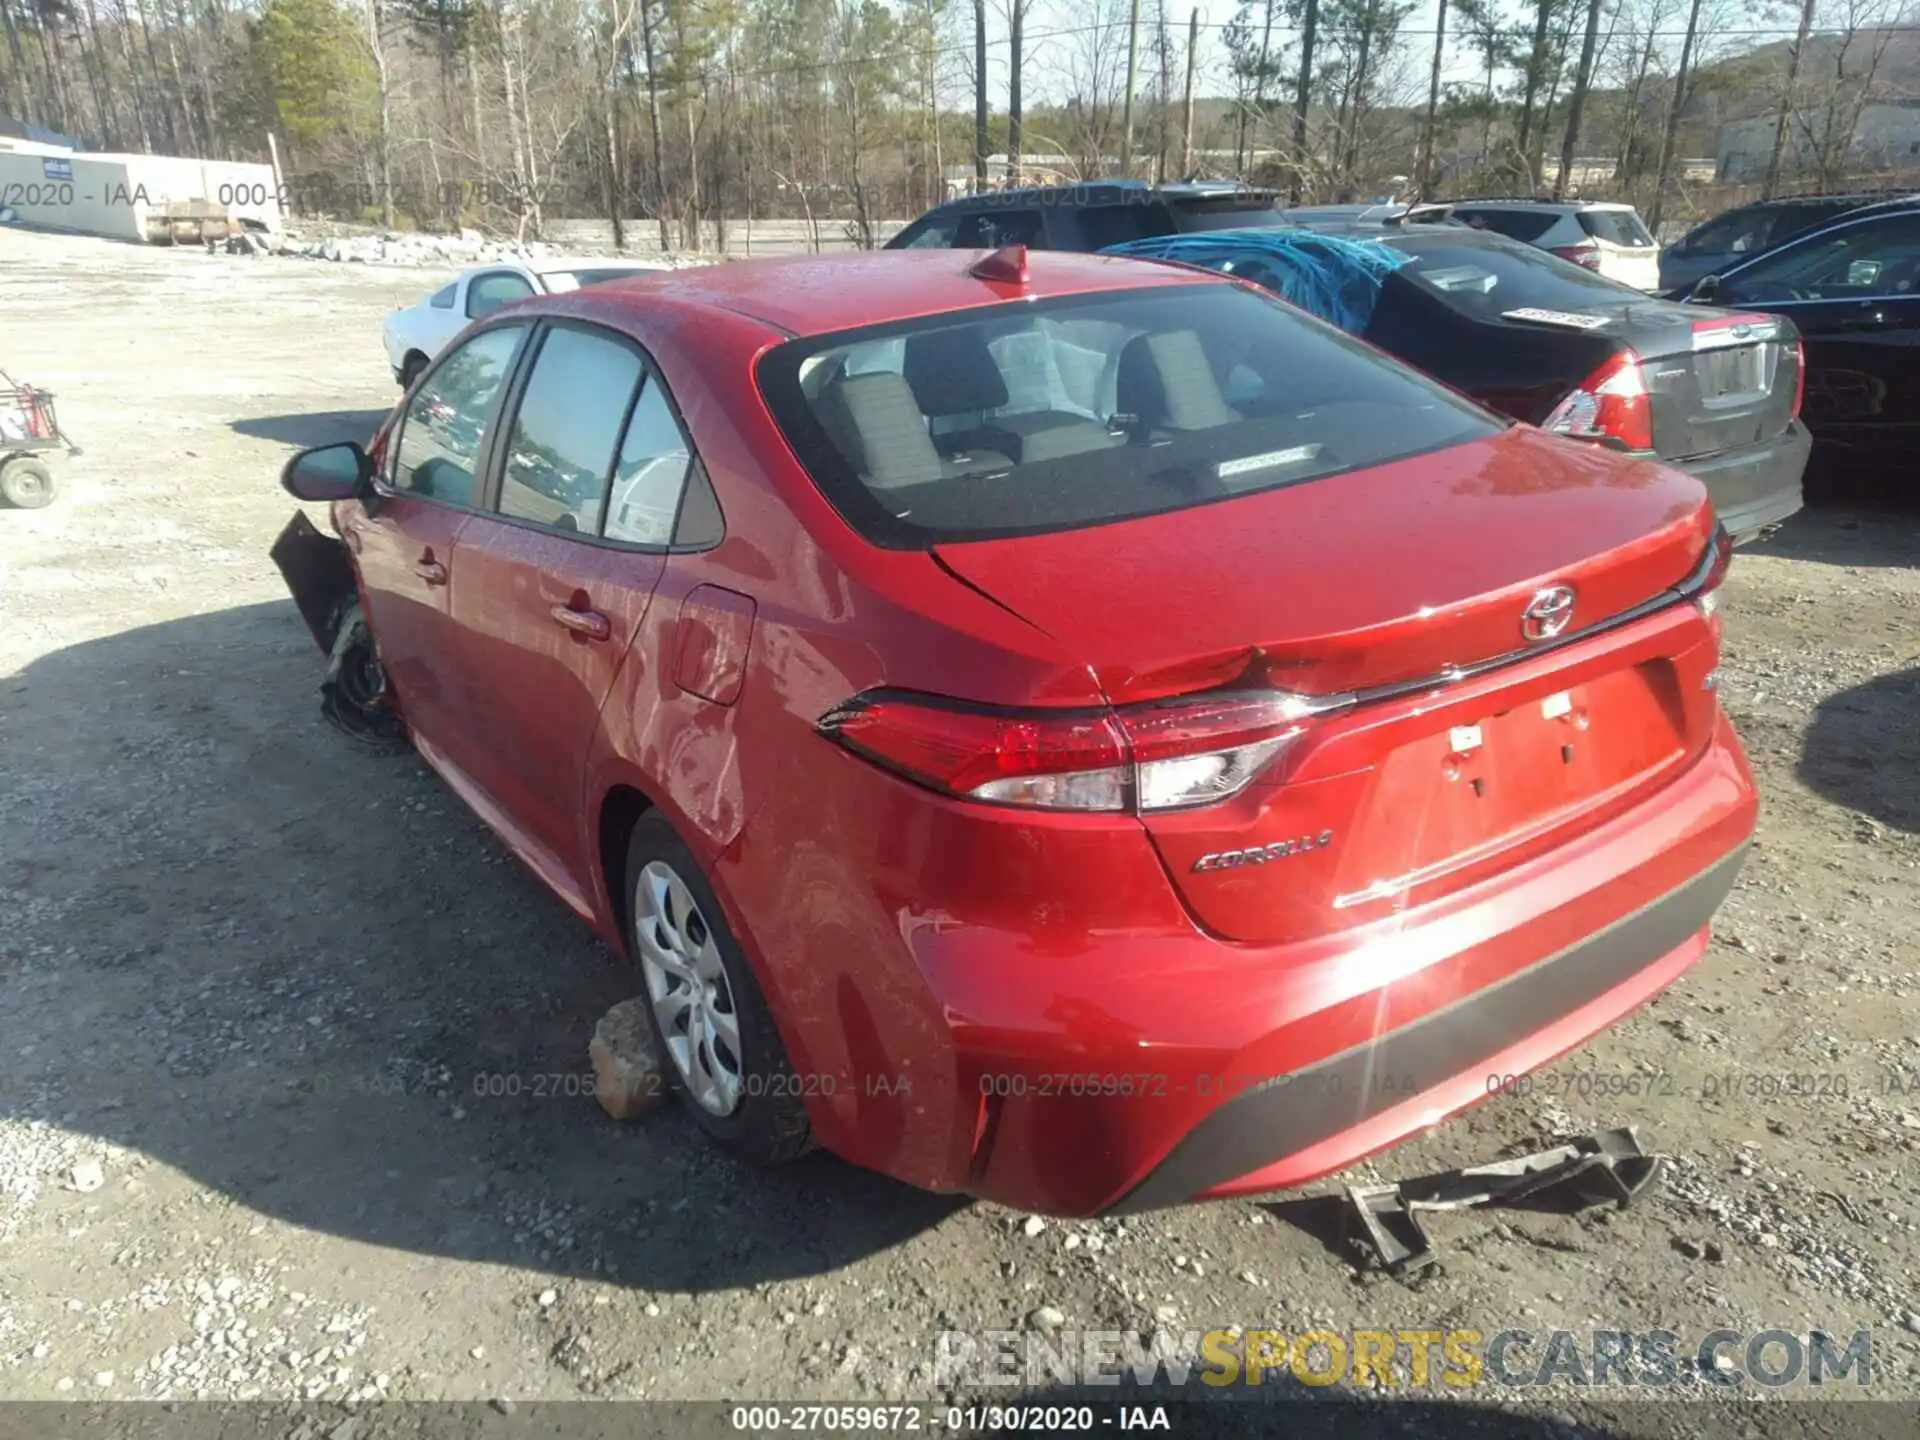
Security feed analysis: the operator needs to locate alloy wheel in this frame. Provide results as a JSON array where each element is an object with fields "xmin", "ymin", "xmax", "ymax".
[{"xmin": 633, "ymin": 859, "xmax": 745, "ymax": 1117}]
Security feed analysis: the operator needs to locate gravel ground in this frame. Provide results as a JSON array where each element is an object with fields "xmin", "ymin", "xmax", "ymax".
[{"xmin": 2, "ymin": 227, "xmax": 1919, "ymax": 1437}]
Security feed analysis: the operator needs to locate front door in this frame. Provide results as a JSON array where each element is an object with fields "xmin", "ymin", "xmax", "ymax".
[
  {"xmin": 447, "ymin": 321, "xmax": 701, "ymax": 886},
  {"xmin": 1710, "ymin": 212, "xmax": 1920, "ymax": 480},
  {"xmin": 344, "ymin": 323, "xmax": 529, "ymax": 758}
]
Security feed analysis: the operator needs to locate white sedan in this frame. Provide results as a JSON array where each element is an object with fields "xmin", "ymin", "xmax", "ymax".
[{"xmin": 380, "ymin": 258, "xmax": 678, "ymax": 387}]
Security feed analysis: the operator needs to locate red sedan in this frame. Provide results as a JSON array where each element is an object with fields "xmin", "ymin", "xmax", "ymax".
[{"xmin": 273, "ymin": 246, "xmax": 1755, "ymax": 1217}]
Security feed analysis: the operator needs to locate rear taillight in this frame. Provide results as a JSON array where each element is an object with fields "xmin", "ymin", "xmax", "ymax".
[
  {"xmin": 1685, "ymin": 522, "xmax": 1735, "ymax": 619},
  {"xmin": 1790, "ymin": 338, "xmax": 1806, "ymax": 420},
  {"xmin": 1549, "ymin": 243, "xmax": 1603, "ymax": 270},
  {"xmin": 818, "ymin": 689, "xmax": 1339, "ymax": 813},
  {"xmin": 1541, "ymin": 350, "xmax": 1654, "ymax": 451}
]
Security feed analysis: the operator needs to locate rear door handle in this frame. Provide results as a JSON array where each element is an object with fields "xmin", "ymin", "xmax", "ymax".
[
  {"xmin": 414, "ymin": 558, "xmax": 448, "ymax": 586},
  {"xmin": 551, "ymin": 605, "xmax": 611, "ymax": 641}
]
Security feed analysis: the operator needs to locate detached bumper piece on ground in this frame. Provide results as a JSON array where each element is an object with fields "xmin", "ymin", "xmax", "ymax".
[{"xmin": 1345, "ymin": 1127, "xmax": 1667, "ymax": 1276}]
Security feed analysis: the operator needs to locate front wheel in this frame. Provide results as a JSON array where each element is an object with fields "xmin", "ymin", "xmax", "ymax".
[
  {"xmin": 0, "ymin": 456, "xmax": 55, "ymax": 509},
  {"xmin": 623, "ymin": 813, "xmax": 811, "ymax": 1166},
  {"xmin": 399, "ymin": 352, "xmax": 428, "ymax": 389}
]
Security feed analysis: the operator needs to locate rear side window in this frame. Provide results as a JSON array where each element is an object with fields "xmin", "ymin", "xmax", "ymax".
[
  {"xmin": 1073, "ymin": 203, "xmax": 1178, "ymax": 249},
  {"xmin": 605, "ymin": 380, "xmax": 695, "ymax": 545},
  {"xmin": 495, "ymin": 326, "xmax": 643, "ymax": 534},
  {"xmin": 889, "ymin": 214, "xmax": 963, "ymax": 249},
  {"xmin": 1454, "ymin": 208, "xmax": 1558, "ymax": 243},
  {"xmin": 542, "ymin": 267, "xmax": 659, "ymax": 290},
  {"xmin": 1578, "ymin": 210, "xmax": 1655, "ymax": 247},
  {"xmin": 756, "ymin": 285, "xmax": 1498, "ymax": 547}
]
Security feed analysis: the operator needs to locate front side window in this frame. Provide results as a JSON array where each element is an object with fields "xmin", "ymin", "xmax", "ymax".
[
  {"xmin": 429, "ymin": 284, "xmax": 456, "ymax": 309},
  {"xmin": 467, "ymin": 270, "xmax": 536, "ymax": 318},
  {"xmin": 1719, "ymin": 215, "xmax": 1920, "ymax": 304},
  {"xmin": 757, "ymin": 284, "xmax": 1498, "ymax": 548},
  {"xmin": 391, "ymin": 325, "xmax": 526, "ymax": 502},
  {"xmin": 495, "ymin": 326, "xmax": 643, "ymax": 534}
]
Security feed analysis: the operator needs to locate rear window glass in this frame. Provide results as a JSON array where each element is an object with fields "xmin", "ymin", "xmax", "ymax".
[
  {"xmin": 756, "ymin": 285, "xmax": 1499, "ymax": 548},
  {"xmin": 1387, "ymin": 235, "xmax": 1640, "ymax": 320},
  {"xmin": 1453, "ymin": 208, "xmax": 1558, "ymax": 243},
  {"xmin": 1578, "ymin": 210, "xmax": 1655, "ymax": 246}
]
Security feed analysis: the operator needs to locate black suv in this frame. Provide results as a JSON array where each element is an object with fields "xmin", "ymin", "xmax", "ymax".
[
  {"xmin": 1660, "ymin": 191, "xmax": 1920, "ymax": 294},
  {"xmin": 883, "ymin": 181, "xmax": 1288, "ymax": 252}
]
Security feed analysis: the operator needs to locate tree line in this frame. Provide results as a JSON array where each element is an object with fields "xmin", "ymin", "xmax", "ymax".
[{"xmin": 1, "ymin": 0, "xmax": 1914, "ymax": 245}]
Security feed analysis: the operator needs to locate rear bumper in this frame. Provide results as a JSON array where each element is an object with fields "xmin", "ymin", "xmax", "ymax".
[
  {"xmin": 1671, "ymin": 420, "xmax": 1810, "ymax": 544},
  {"xmin": 1113, "ymin": 841, "xmax": 1744, "ymax": 1211}
]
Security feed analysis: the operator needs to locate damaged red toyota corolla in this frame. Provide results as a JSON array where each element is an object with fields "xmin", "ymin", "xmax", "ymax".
[{"xmin": 271, "ymin": 247, "xmax": 1755, "ymax": 1216}]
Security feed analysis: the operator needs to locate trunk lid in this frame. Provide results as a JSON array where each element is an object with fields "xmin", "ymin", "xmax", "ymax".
[
  {"xmin": 933, "ymin": 424, "xmax": 1712, "ymax": 704},
  {"xmin": 1621, "ymin": 306, "xmax": 1801, "ymax": 462},
  {"xmin": 933, "ymin": 423, "xmax": 1723, "ymax": 945}
]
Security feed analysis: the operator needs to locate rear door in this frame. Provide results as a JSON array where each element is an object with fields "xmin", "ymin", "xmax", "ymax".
[
  {"xmin": 1709, "ymin": 211, "xmax": 1920, "ymax": 476},
  {"xmin": 446, "ymin": 320, "xmax": 697, "ymax": 881},
  {"xmin": 343, "ymin": 323, "xmax": 529, "ymax": 758}
]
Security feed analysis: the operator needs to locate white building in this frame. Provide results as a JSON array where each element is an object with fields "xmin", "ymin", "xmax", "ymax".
[
  {"xmin": 1718, "ymin": 102, "xmax": 1920, "ymax": 183},
  {"xmin": 0, "ymin": 133, "xmax": 283, "ymax": 242}
]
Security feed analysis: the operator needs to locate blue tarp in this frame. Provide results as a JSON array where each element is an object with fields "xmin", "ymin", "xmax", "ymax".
[{"xmin": 1102, "ymin": 230, "xmax": 1412, "ymax": 335}]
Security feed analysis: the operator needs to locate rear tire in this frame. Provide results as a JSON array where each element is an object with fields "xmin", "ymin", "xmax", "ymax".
[
  {"xmin": 399, "ymin": 352, "xmax": 428, "ymax": 389},
  {"xmin": 623, "ymin": 813, "xmax": 811, "ymax": 1166},
  {"xmin": 0, "ymin": 456, "xmax": 54, "ymax": 509}
]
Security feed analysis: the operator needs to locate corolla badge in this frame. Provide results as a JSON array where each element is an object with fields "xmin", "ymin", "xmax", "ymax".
[
  {"xmin": 1520, "ymin": 584, "xmax": 1577, "ymax": 642},
  {"xmin": 1193, "ymin": 830, "xmax": 1334, "ymax": 872}
]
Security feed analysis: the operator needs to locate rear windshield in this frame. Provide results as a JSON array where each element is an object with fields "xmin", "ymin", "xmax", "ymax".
[
  {"xmin": 756, "ymin": 284, "xmax": 1499, "ymax": 547},
  {"xmin": 1388, "ymin": 235, "xmax": 1641, "ymax": 320},
  {"xmin": 1578, "ymin": 210, "xmax": 1655, "ymax": 246},
  {"xmin": 1453, "ymin": 208, "xmax": 1558, "ymax": 242}
]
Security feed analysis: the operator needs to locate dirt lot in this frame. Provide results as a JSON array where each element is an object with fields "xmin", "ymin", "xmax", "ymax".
[{"xmin": 2, "ymin": 226, "xmax": 1918, "ymax": 1436}]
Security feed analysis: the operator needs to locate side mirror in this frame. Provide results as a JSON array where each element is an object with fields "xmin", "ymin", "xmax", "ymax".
[
  {"xmin": 1690, "ymin": 274, "xmax": 1721, "ymax": 304},
  {"xmin": 282, "ymin": 441, "xmax": 372, "ymax": 503}
]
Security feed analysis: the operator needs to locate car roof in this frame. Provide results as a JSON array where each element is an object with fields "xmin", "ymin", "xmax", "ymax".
[
  {"xmin": 924, "ymin": 180, "xmax": 1282, "ymax": 214},
  {"xmin": 569, "ymin": 247, "xmax": 1222, "ymax": 337}
]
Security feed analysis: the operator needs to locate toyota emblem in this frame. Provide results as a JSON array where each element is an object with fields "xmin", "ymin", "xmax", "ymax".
[{"xmin": 1521, "ymin": 585, "xmax": 1577, "ymax": 642}]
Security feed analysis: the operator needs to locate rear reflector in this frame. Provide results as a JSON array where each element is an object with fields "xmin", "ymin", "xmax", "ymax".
[
  {"xmin": 819, "ymin": 689, "xmax": 1339, "ymax": 813},
  {"xmin": 1541, "ymin": 350, "xmax": 1654, "ymax": 452},
  {"xmin": 1791, "ymin": 338, "xmax": 1806, "ymax": 420}
]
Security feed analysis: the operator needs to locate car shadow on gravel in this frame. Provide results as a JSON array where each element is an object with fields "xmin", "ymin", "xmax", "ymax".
[
  {"xmin": 1797, "ymin": 665, "xmax": 1920, "ymax": 837},
  {"xmin": 231, "ymin": 410, "xmax": 391, "ymax": 450},
  {"xmin": 1, "ymin": 600, "xmax": 963, "ymax": 1294},
  {"xmin": 1751, "ymin": 504, "xmax": 1920, "ymax": 569}
]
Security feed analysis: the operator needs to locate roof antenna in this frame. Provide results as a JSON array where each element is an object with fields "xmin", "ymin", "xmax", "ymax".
[{"xmin": 969, "ymin": 244, "xmax": 1029, "ymax": 286}]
